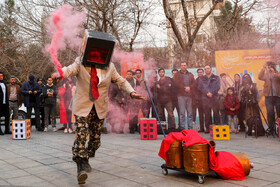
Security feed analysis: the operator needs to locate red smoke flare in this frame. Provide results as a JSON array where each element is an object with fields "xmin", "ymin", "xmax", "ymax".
[
  {"xmin": 46, "ymin": 5, "xmax": 86, "ymax": 79},
  {"xmin": 49, "ymin": 11, "xmax": 64, "ymax": 79}
]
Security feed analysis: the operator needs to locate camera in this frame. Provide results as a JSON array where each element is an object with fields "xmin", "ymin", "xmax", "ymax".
[{"xmin": 266, "ymin": 61, "xmax": 275, "ymax": 67}]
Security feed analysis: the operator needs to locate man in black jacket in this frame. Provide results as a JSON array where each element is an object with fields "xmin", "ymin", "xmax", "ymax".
[
  {"xmin": 193, "ymin": 69, "xmax": 205, "ymax": 132},
  {"xmin": 43, "ymin": 77, "xmax": 58, "ymax": 132},
  {"xmin": 197, "ymin": 65, "xmax": 220, "ymax": 133},
  {"xmin": 21, "ymin": 75, "xmax": 43, "ymax": 131},
  {"xmin": 173, "ymin": 62, "xmax": 196, "ymax": 130},
  {"xmin": 156, "ymin": 68, "xmax": 176, "ymax": 130},
  {"xmin": 0, "ymin": 72, "xmax": 12, "ymax": 135}
]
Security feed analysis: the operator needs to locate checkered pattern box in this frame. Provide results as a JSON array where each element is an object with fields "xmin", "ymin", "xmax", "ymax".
[
  {"xmin": 12, "ymin": 119, "xmax": 31, "ymax": 140},
  {"xmin": 210, "ymin": 125, "xmax": 230, "ymax": 140},
  {"xmin": 140, "ymin": 118, "xmax": 157, "ymax": 140}
]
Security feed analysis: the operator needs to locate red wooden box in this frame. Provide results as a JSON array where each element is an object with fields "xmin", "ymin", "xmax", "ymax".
[{"xmin": 140, "ymin": 118, "xmax": 157, "ymax": 140}]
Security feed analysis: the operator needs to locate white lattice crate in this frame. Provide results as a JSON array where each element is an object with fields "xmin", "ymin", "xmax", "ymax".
[{"xmin": 12, "ymin": 119, "xmax": 31, "ymax": 140}]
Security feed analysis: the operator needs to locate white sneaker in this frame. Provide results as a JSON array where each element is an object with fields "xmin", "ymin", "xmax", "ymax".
[
  {"xmin": 44, "ymin": 127, "xmax": 48, "ymax": 132},
  {"xmin": 64, "ymin": 128, "xmax": 68, "ymax": 133},
  {"xmin": 68, "ymin": 128, "xmax": 73, "ymax": 134},
  {"xmin": 52, "ymin": 127, "xmax": 57, "ymax": 132}
]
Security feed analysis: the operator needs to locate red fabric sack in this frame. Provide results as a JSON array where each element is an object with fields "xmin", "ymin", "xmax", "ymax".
[{"xmin": 158, "ymin": 129, "xmax": 246, "ymax": 180}]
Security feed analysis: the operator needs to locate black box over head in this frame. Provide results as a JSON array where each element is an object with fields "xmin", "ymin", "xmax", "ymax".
[{"xmin": 80, "ymin": 30, "xmax": 116, "ymax": 68}]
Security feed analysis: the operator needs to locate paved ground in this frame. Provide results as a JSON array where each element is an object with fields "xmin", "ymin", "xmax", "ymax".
[{"xmin": 0, "ymin": 123, "xmax": 280, "ymax": 187}]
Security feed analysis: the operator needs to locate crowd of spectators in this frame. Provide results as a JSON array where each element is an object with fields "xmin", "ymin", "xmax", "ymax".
[
  {"xmin": 0, "ymin": 72, "xmax": 76, "ymax": 135},
  {"xmin": 104, "ymin": 61, "xmax": 280, "ymax": 136},
  {"xmin": 0, "ymin": 60, "xmax": 279, "ymax": 136}
]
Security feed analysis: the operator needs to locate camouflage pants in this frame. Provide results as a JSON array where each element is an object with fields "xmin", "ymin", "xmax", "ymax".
[{"xmin": 72, "ymin": 107, "xmax": 104, "ymax": 162}]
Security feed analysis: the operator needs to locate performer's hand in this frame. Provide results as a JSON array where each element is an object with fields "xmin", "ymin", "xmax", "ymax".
[
  {"xmin": 185, "ymin": 87, "xmax": 190, "ymax": 92},
  {"xmin": 156, "ymin": 84, "xmax": 160, "ymax": 89},
  {"xmin": 130, "ymin": 92, "xmax": 146, "ymax": 101},
  {"xmin": 269, "ymin": 67, "xmax": 275, "ymax": 73},
  {"xmin": 51, "ymin": 72, "xmax": 60, "ymax": 80},
  {"xmin": 207, "ymin": 92, "xmax": 213, "ymax": 98}
]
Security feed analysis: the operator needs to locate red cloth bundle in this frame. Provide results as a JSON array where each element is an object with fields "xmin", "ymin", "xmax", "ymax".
[{"xmin": 158, "ymin": 129, "xmax": 245, "ymax": 180}]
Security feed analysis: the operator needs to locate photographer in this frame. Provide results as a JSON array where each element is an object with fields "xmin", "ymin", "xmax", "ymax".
[
  {"xmin": 43, "ymin": 77, "xmax": 58, "ymax": 132},
  {"xmin": 240, "ymin": 74, "xmax": 265, "ymax": 136},
  {"xmin": 258, "ymin": 61, "xmax": 280, "ymax": 135},
  {"xmin": 21, "ymin": 75, "xmax": 43, "ymax": 131}
]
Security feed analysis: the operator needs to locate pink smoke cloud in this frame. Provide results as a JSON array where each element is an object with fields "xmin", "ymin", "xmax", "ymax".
[
  {"xmin": 45, "ymin": 5, "xmax": 86, "ymax": 77},
  {"xmin": 112, "ymin": 48, "xmax": 157, "ymax": 71},
  {"xmin": 112, "ymin": 48, "xmax": 158, "ymax": 96}
]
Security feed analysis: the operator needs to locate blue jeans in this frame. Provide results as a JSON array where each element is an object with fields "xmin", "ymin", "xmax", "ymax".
[
  {"xmin": 227, "ymin": 115, "xmax": 238, "ymax": 130},
  {"xmin": 265, "ymin": 96, "xmax": 280, "ymax": 129},
  {"xmin": 220, "ymin": 110, "xmax": 228, "ymax": 125},
  {"xmin": 178, "ymin": 96, "xmax": 193, "ymax": 129}
]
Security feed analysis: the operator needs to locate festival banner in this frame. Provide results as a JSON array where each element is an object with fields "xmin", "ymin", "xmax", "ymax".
[{"xmin": 215, "ymin": 49, "xmax": 274, "ymax": 121}]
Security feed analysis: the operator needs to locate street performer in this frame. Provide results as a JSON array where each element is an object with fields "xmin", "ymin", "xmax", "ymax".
[{"xmin": 52, "ymin": 30, "xmax": 145, "ymax": 184}]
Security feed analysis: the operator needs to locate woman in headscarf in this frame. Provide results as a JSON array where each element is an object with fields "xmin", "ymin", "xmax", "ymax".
[
  {"xmin": 58, "ymin": 78, "xmax": 74, "ymax": 133},
  {"xmin": 232, "ymin": 74, "xmax": 245, "ymax": 131},
  {"xmin": 240, "ymin": 74, "xmax": 265, "ymax": 136}
]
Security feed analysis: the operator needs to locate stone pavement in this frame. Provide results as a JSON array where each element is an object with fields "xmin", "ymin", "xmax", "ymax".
[{"xmin": 0, "ymin": 123, "xmax": 280, "ymax": 187}]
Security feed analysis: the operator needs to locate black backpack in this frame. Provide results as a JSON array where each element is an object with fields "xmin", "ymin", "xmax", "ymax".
[{"xmin": 246, "ymin": 116, "xmax": 265, "ymax": 136}]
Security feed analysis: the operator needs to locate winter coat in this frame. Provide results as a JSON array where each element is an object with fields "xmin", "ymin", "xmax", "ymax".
[
  {"xmin": 197, "ymin": 74, "xmax": 220, "ymax": 100},
  {"xmin": 21, "ymin": 81, "xmax": 42, "ymax": 107},
  {"xmin": 232, "ymin": 82, "xmax": 242, "ymax": 100},
  {"xmin": 174, "ymin": 70, "xmax": 195, "ymax": 97},
  {"xmin": 0, "ymin": 81, "xmax": 9, "ymax": 114},
  {"xmin": 258, "ymin": 67, "xmax": 280, "ymax": 96},
  {"xmin": 224, "ymin": 95, "xmax": 240, "ymax": 115},
  {"xmin": 58, "ymin": 87, "xmax": 67, "ymax": 124},
  {"xmin": 156, "ymin": 76, "xmax": 174, "ymax": 103},
  {"xmin": 7, "ymin": 83, "xmax": 22, "ymax": 106},
  {"xmin": 218, "ymin": 80, "xmax": 231, "ymax": 110},
  {"xmin": 62, "ymin": 58, "xmax": 134, "ymax": 118},
  {"xmin": 43, "ymin": 84, "xmax": 58, "ymax": 105},
  {"xmin": 193, "ymin": 76, "xmax": 203, "ymax": 101}
]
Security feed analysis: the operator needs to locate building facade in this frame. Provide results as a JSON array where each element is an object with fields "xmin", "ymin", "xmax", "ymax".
[{"xmin": 166, "ymin": 0, "xmax": 224, "ymax": 67}]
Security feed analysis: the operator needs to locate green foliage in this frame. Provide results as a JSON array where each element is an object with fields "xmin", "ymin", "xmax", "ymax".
[{"xmin": 214, "ymin": 0, "xmax": 254, "ymax": 47}]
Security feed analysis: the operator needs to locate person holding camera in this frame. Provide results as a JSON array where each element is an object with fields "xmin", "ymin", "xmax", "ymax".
[
  {"xmin": 240, "ymin": 74, "xmax": 265, "ymax": 136},
  {"xmin": 43, "ymin": 77, "xmax": 58, "ymax": 132},
  {"xmin": 258, "ymin": 61, "xmax": 280, "ymax": 135},
  {"xmin": 21, "ymin": 75, "xmax": 43, "ymax": 131}
]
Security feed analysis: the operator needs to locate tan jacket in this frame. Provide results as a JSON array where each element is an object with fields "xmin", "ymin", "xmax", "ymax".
[
  {"xmin": 62, "ymin": 58, "xmax": 135, "ymax": 118},
  {"xmin": 218, "ymin": 80, "xmax": 230, "ymax": 110},
  {"xmin": 258, "ymin": 67, "xmax": 280, "ymax": 96}
]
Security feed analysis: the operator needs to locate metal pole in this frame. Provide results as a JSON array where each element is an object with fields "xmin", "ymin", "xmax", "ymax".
[{"xmin": 144, "ymin": 81, "xmax": 166, "ymax": 137}]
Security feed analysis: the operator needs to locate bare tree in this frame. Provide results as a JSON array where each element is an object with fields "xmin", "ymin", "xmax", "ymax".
[
  {"xmin": 163, "ymin": 0, "xmax": 261, "ymax": 65},
  {"xmin": 163, "ymin": 0, "xmax": 220, "ymax": 62},
  {"xmin": 70, "ymin": 0, "xmax": 154, "ymax": 51}
]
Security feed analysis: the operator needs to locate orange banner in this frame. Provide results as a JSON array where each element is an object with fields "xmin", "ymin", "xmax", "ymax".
[{"xmin": 216, "ymin": 49, "xmax": 274, "ymax": 119}]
